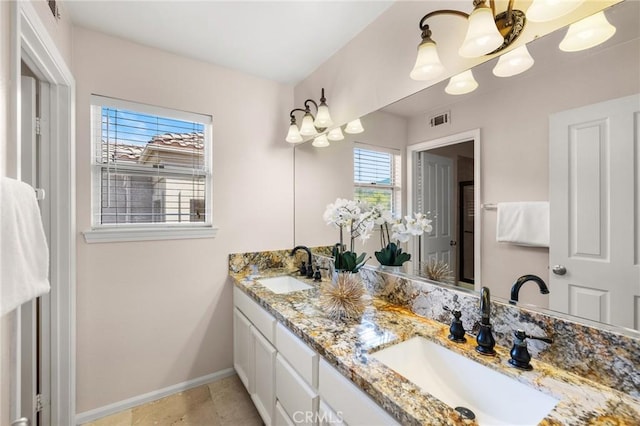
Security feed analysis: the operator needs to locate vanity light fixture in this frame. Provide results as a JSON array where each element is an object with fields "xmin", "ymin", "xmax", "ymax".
[
  {"xmin": 410, "ymin": 0, "xmax": 527, "ymax": 81},
  {"xmin": 445, "ymin": 70, "xmax": 479, "ymax": 95},
  {"xmin": 526, "ymin": 0, "xmax": 584, "ymax": 23},
  {"xmin": 492, "ymin": 44, "xmax": 535, "ymax": 77},
  {"xmin": 344, "ymin": 119, "xmax": 365, "ymax": 134},
  {"xmin": 559, "ymin": 11, "xmax": 616, "ymax": 52},
  {"xmin": 286, "ymin": 88, "xmax": 333, "ymax": 143},
  {"xmin": 327, "ymin": 127, "xmax": 345, "ymax": 141},
  {"xmin": 312, "ymin": 134, "xmax": 330, "ymax": 148}
]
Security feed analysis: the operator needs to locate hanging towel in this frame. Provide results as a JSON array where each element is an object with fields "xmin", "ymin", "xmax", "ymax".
[
  {"xmin": 496, "ymin": 201, "xmax": 549, "ymax": 247},
  {"xmin": 0, "ymin": 177, "xmax": 50, "ymax": 316}
]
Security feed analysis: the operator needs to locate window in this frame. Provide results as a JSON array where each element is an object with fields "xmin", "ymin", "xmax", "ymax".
[
  {"xmin": 85, "ymin": 95, "xmax": 215, "ymax": 242},
  {"xmin": 353, "ymin": 145, "xmax": 401, "ymax": 213}
]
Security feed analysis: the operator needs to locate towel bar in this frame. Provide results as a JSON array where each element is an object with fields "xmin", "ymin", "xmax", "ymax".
[{"xmin": 481, "ymin": 203, "xmax": 497, "ymax": 210}]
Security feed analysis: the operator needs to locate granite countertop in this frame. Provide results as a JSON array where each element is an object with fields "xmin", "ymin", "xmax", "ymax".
[{"xmin": 230, "ymin": 268, "xmax": 640, "ymax": 425}]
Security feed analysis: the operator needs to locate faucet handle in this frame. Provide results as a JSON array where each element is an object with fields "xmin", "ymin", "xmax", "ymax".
[
  {"xmin": 508, "ymin": 330, "xmax": 552, "ymax": 370},
  {"xmin": 443, "ymin": 306, "xmax": 466, "ymax": 343}
]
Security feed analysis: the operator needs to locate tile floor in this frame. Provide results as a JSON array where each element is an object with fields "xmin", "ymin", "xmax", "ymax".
[{"xmin": 83, "ymin": 374, "xmax": 262, "ymax": 426}]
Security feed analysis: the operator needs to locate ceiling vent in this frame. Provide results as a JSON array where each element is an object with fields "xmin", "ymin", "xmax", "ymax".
[{"xmin": 429, "ymin": 111, "xmax": 450, "ymax": 128}]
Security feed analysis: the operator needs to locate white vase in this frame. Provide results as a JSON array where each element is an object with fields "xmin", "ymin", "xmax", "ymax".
[{"xmin": 379, "ymin": 264, "xmax": 402, "ymax": 274}]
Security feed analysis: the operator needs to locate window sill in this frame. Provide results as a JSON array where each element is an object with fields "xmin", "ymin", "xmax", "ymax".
[{"xmin": 83, "ymin": 226, "xmax": 219, "ymax": 244}]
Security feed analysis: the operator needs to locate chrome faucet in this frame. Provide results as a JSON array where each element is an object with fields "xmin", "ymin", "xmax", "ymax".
[
  {"xmin": 291, "ymin": 245, "xmax": 314, "ymax": 278},
  {"xmin": 475, "ymin": 286, "xmax": 496, "ymax": 356},
  {"xmin": 510, "ymin": 274, "xmax": 549, "ymax": 303}
]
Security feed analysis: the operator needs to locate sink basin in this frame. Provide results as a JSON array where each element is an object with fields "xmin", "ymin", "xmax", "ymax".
[
  {"xmin": 256, "ymin": 276, "xmax": 313, "ymax": 294},
  {"xmin": 371, "ymin": 336, "xmax": 558, "ymax": 425}
]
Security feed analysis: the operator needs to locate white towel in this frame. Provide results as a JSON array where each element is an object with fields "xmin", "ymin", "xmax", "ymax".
[
  {"xmin": 0, "ymin": 177, "xmax": 50, "ymax": 316},
  {"xmin": 496, "ymin": 202, "xmax": 549, "ymax": 247}
]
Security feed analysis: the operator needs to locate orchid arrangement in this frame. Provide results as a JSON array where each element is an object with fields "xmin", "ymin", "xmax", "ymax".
[
  {"xmin": 323, "ymin": 198, "xmax": 374, "ymax": 272},
  {"xmin": 374, "ymin": 209, "xmax": 433, "ymax": 267}
]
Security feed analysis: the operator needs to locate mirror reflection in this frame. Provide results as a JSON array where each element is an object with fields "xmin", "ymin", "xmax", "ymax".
[{"xmin": 294, "ymin": 0, "xmax": 639, "ymax": 332}]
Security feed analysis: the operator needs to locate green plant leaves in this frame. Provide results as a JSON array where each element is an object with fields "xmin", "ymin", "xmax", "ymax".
[
  {"xmin": 333, "ymin": 245, "xmax": 368, "ymax": 272},
  {"xmin": 375, "ymin": 242, "xmax": 411, "ymax": 266}
]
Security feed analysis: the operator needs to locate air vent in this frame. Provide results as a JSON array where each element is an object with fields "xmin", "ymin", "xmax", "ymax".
[{"xmin": 429, "ymin": 111, "xmax": 450, "ymax": 127}]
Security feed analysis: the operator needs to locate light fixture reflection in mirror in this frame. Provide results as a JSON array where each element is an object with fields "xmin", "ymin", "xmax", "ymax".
[
  {"xmin": 344, "ymin": 118, "xmax": 365, "ymax": 134},
  {"xmin": 559, "ymin": 11, "xmax": 617, "ymax": 52},
  {"xmin": 492, "ymin": 45, "xmax": 535, "ymax": 77},
  {"xmin": 445, "ymin": 70, "xmax": 479, "ymax": 95},
  {"xmin": 327, "ymin": 127, "xmax": 345, "ymax": 141},
  {"xmin": 312, "ymin": 134, "xmax": 330, "ymax": 148},
  {"xmin": 526, "ymin": 0, "xmax": 585, "ymax": 22}
]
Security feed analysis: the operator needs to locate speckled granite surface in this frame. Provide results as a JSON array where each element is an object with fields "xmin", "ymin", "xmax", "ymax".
[{"xmin": 229, "ymin": 250, "xmax": 640, "ymax": 425}]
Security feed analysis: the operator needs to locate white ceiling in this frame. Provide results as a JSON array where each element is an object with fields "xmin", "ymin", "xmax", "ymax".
[{"xmin": 64, "ymin": 0, "xmax": 395, "ymax": 84}]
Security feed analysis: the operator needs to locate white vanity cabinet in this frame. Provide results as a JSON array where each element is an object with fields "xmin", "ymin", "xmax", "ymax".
[
  {"xmin": 233, "ymin": 288, "xmax": 276, "ymax": 425},
  {"xmin": 319, "ymin": 359, "xmax": 399, "ymax": 426},
  {"xmin": 233, "ymin": 286, "xmax": 398, "ymax": 426}
]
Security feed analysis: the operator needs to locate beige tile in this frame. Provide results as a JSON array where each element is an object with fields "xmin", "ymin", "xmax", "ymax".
[
  {"xmin": 132, "ymin": 385, "xmax": 216, "ymax": 426},
  {"xmin": 83, "ymin": 409, "xmax": 132, "ymax": 426},
  {"xmin": 208, "ymin": 375, "xmax": 262, "ymax": 426}
]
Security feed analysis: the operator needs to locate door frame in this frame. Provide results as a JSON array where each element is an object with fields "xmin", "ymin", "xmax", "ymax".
[
  {"xmin": 406, "ymin": 129, "xmax": 481, "ymax": 288},
  {"xmin": 10, "ymin": 2, "xmax": 76, "ymax": 425}
]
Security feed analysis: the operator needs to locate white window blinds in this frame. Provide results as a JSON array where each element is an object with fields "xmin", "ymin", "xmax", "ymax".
[
  {"xmin": 90, "ymin": 95, "xmax": 212, "ymax": 227},
  {"xmin": 353, "ymin": 146, "xmax": 401, "ymax": 212}
]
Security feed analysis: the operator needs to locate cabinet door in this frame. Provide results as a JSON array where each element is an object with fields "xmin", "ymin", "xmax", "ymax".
[
  {"xmin": 233, "ymin": 308, "xmax": 253, "ymax": 392},
  {"xmin": 276, "ymin": 354, "xmax": 319, "ymax": 426},
  {"xmin": 253, "ymin": 327, "xmax": 277, "ymax": 426}
]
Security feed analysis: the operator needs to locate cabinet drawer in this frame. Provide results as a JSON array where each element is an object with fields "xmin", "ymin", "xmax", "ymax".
[
  {"xmin": 319, "ymin": 359, "xmax": 398, "ymax": 426},
  {"xmin": 276, "ymin": 354, "xmax": 319, "ymax": 425},
  {"xmin": 274, "ymin": 401, "xmax": 295, "ymax": 426},
  {"xmin": 276, "ymin": 323, "xmax": 318, "ymax": 388},
  {"xmin": 234, "ymin": 286, "xmax": 275, "ymax": 343},
  {"xmin": 318, "ymin": 399, "xmax": 345, "ymax": 426}
]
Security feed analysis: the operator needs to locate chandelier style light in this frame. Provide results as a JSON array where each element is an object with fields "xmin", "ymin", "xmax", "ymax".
[
  {"xmin": 410, "ymin": 0, "xmax": 616, "ymax": 96},
  {"xmin": 285, "ymin": 88, "xmax": 365, "ymax": 147}
]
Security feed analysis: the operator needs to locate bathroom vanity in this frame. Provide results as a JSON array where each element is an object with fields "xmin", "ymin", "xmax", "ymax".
[{"xmin": 230, "ymin": 249, "xmax": 640, "ymax": 425}]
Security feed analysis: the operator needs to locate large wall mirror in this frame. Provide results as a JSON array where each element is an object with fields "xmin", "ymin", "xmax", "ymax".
[{"xmin": 294, "ymin": 0, "xmax": 639, "ymax": 334}]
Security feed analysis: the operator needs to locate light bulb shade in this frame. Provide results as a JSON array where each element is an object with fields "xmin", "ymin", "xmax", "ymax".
[
  {"xmin": 344, "ymin": 119, "xmax": 364, "ymax": 134},
  {"xmin": 314, "ymin": 104, "xmax": 334, "ymax": 128},
  {"xmin": 285, "ymin": 123, "xmax": 303, "ymax": 143},
  {"xmin": 312, "ymin": 134, "xmax": 330, "ymax": 148},
  {"xmin": 559, "ymin": 11, "xmax": 616, "ymax": 52},
  {"xmin": 410, "ymin": 39, "xmax": 445, "ymax": 81},
  {"xmin": 327, "ymin": 127, "xmax": 344, "ymax": 141},
  {"xmin": 299, "ymin": 113, "xmax": 317, "ymax": 136},
  {"xmin": 492, "ymin": 45, "xmax": 535, "ymax": 77},
  {"xmin": 459, "ymin": 6, "xmax": 504, "ymax": 58},
  {"xmin": 445, "ymin": 70, "xmax": 478, "ymax": 95},
  {"xmin": 527, "ymin": 0, "xmax": 584, "ymax": 22}
]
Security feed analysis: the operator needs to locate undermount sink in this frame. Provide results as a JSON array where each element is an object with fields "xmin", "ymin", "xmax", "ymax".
[
  {"xmin": 371, "ymin": 336, "xmax": 559, "ymax": 425},
  {"xmin": 256, "ymin": 276, "xmax": 313, "ymax": 294}
]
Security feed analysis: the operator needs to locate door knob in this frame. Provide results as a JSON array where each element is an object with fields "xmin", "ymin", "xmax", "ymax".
[
  {"xmin": 552, "ymin": 265, "xmax": 567, "ymax": 275},
  {"xmin": 449, "ymin": 240, "xmax": 457, "ymax": 246},
  {"xmin": 11, "ymin": 418, "xmax": 29, "ymax": 426}
]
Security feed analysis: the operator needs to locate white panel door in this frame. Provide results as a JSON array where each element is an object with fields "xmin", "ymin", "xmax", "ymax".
[
  {"xmin": 549, "ymin": 94, "xmax": 640, "ymax": 330},
  {"xmin": 420, "ymin": 152, "xmax": 455, "ymax": 273}
]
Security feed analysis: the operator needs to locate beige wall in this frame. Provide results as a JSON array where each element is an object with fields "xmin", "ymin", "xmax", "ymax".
[
  {"xmin": 30, "ymin": 0, "xmax": 73, "ymax": 68},
  {"xmin": 73, "ymin": 27, "xmax": 293, "ymax": 412}
]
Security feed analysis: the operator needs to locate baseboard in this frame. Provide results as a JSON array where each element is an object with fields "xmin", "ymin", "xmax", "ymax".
[{"xmin": 74, "ymin": 368, "xmax": 236, "ymax": 425}]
